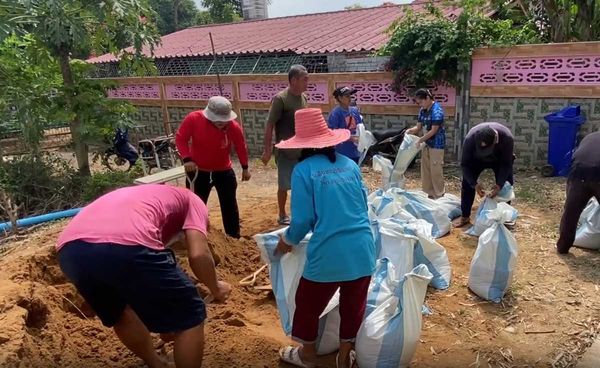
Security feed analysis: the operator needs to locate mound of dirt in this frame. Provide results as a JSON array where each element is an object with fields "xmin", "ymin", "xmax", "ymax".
[{"xmin": 0, "ymin": 222, "xmax": 284, "ymax": 368}]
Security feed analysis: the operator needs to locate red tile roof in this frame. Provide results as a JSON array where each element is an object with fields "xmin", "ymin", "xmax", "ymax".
[{"xmin": 88, "ymin": 1, "xmax": 461, "ymax": 64}]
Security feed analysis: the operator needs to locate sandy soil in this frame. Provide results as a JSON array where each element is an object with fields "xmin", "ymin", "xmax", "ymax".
[{"xmin": 0, "ymin": 162, "xmax": 599, "ymax": 368}]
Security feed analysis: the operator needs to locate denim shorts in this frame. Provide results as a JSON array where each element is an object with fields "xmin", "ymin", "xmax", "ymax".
[{"xmin": 58, "ymin": 240, "xmax": 206, "ymax": 333}]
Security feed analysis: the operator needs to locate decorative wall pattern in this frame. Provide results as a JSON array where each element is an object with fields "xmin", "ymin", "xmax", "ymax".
[
  {"xmin": 165, "ymin": 83, "xmax": 233, "ymax": 100},
  {"xmin": 129, "ymin": 106, "xmax": 165, "ymax": 141},
  {"xmin": 107, "ymin": 84, "xmax": 161, "ymax": 99},
  {"xmin": 240, "ymin": 109, "xmax": 269, "ymax": 157},
  {"xmin": 469, "ymin": 97, "xmax": 600, "ymax": 166},
  {"xmin": 335, "ymin": 82, "xmax": 456, "ymax": 106},
  {"xmin": 240, "ymin": 109, "xmax": 457, "ymax": 159},
  {"xmin": 238, "ymin": 82, "xmax": 329, "ymax": 104},
  {"xmin": 472, "ymin": 55, "xmax": 600, "ymax": 86}
]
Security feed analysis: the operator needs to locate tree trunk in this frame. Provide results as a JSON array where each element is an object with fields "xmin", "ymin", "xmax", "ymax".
[
  {"xmin": 574, "ymin": 0, "xmax": 596, "ymax": 40},
  {"xmin": 58, "ymin": 48, "xmax": 91, "ymax": 176},
  {"xmin": 174, "ymin": 0, "xmax": 180, "ymax": 31}
]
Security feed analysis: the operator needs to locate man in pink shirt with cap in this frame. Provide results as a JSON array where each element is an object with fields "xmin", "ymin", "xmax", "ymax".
[{"xmin": 56, "ymin": 184, "xmax": 231, "ymax": 368}]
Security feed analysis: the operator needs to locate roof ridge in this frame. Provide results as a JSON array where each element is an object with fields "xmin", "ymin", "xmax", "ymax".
[{"xmin": 188, "ymin": 2, "xmax": 411, "ymax": 29}]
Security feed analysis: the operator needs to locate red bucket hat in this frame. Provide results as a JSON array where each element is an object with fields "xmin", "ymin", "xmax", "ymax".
[{"xmin": 275, "ymin": 108, "xmax": 350, "ymax": 149}]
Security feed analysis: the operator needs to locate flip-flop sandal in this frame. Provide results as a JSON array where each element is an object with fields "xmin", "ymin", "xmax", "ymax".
[
  {"xmin": 278, "ymin": 216, "xmax": 291, "ymax": 225},
  {"xmin": 350, "ymin": 350, "xmax": 357, "ymax": 368},
  {"xmin": 279, "ymin": 346, "xmax": 313, "ymax": 368},
  {"xmin": 336, "ymin": 351, "xmax": 357, "ymax": 368}
]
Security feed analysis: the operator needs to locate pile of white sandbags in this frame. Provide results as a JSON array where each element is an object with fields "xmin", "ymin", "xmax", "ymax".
[{"xmin": 253, "ymin": 131, "xmax": 522, "ymax": 365}]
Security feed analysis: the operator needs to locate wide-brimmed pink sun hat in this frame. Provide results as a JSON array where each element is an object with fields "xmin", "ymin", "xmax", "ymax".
[{"xmin": 275, "ymin": 108, "xmax": 350, "ymax": 149}]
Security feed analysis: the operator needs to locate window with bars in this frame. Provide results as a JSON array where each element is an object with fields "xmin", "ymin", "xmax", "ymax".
[
  {"xmin": 90, "ymin": 52, "xmax": 382, "ymax": 78},
  {"xmin": 302, "ymin": 55, "xmax": 329, "ymax": 73}
]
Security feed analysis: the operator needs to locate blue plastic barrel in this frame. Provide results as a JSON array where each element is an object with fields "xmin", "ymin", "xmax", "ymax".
[{"xmin": 543, "ymin": 106, "xmax": 586, "ymax": 177}]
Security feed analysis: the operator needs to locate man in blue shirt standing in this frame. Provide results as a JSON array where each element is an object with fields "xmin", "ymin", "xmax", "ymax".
[
  {"xmin": 327, "ymin": 86, "xmax": 363, "ymax": 163},
  {"xmin": 406, "ymin": 88, "xmax": 446, "ymax": 199}
]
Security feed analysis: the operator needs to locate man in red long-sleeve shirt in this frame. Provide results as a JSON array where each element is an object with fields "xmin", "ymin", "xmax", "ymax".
[{"xmin": 176, "ymin": 96, "xmax": 251, "ymax": 239}]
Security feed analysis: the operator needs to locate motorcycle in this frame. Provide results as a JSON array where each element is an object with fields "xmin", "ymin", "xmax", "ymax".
[
  {"xmin": 101, "ymin": 128, "xmax": 139, "ymax": 172},
  {"xmin": 101, "ymin": 128, "xmax": 180, "ymax": 174},
  {"xmin": 137, "ymin": 134, "xmax": 181, "ymax": 175}
]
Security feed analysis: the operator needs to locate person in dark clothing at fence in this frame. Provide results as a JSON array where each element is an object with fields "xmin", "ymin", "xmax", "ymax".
[
  {"xmin": 454, "ymin": 122, "xmax": 515, "ymax": 227},
  {"xmin": 176, "ymin": 96, "xmax": 251, "ymax": 239},
  {"xmin": 556, "ymin": 131, "xmax": 600, "ymax": 254}
]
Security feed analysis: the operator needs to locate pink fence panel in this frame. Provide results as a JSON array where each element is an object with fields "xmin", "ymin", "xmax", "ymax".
[
  {"xmin": 165, "ymin": 83, "xmax": 234, "ymax": 100},
  {"xmin": 107, "ymin": 84, "xmax": 161, "ymax": 99},
  {"xmin": 238, "ymin": 82, "xmax": 329, "ymax": 104},
  {"xmin": 472, "ymin": 55, "xmax": 600, "ymax": 86},
  {"xmin": 334, "ymin": 82, "xmax": 456, "ymax": 106}
]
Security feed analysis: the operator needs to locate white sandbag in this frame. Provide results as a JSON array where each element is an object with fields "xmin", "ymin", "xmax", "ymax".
[
  {"xmin": 314, "ymin": 292, "xmax": 341, "ymax": 355},
  {"xmin": 468, "ymin": 203, "xmax": 519, "ymax": 303},
  {"xmin": 402, "ymin": 220, "xmax": 452, "ymax": 290},
  {"xmin": 366, "ymin": 258, "xmax": 400, "ymax": 317},
  {"xmin": 356, "ymin": 264, "xmax": 433, "ymax": 368},
  {"xmin": 574, "ymin": 199, "xmax": 600, "ymax": 249},
  {"xmin": 374, "ymin": 219, "xmax": 451, "ymax": 290},
  {"xmin": 357, "ymin": 124, "xmax": 377, "ymax": 166},
  {"xmin": 388, "ymin": 188, "xmax": 452, "ymax": 238},
  {"xmin": 367, "ymin": 189, "xmax": 416, "ymax": 222},
  {"xmin": 465, "ymin": 197, "xmax": 518, "ymax": 237},
  {"xmin": 390, "ymin": 134, "xmax": 421, "ymax": 179},
  {"xmin": 434, "ymin": 193, "xmax": 462, "ymax": 220},
  {"xmin": 495, "ymin": 182, "xmax": 515, "ymax": 203},
  {"xmin": 254, "ymin": 228, "xmax": 340, "ymax": 355},
  {"xmin": 372, "ymin": 155, "xmax": 405, "ymax": 189},
  {"xmin": 375, "ymin": 219, "xmax": 419, "ymax": 278}
]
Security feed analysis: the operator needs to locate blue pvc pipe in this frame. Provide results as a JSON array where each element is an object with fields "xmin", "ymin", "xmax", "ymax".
[{"xmin": 0, "ymin": 208, "xmax": 82, "ymax": 232}]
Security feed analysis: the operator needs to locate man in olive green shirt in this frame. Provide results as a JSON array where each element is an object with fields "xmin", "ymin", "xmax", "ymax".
[{"xmin": 262, "ymin": 65, "xmax": 309, "ymax": 225}]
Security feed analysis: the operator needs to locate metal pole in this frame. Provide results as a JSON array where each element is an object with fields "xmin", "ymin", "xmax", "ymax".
[{"xmin": 209, "ymin": 32, "xmax": 224, "ymax": 96}]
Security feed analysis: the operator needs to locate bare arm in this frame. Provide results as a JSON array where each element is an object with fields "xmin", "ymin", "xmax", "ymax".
[
  {"xmin": 406, "ymin": 122, "xmax": 423, "ymax": 136},
  {"xmin": 185, "ymin": 229, "xmax": 230, "ymax": 301},
  {"xmin": 262, "ymin": 96, "xmax": 283, "ymax": 164},
  {"xmin": 263, "ymin": 122, "xmax": 275, "ymax": 152}
]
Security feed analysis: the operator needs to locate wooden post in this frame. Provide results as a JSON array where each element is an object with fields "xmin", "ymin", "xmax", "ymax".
[
  {"xmin": 327, "ymin": 76, "xmax": 336, "ymax": 113},
  {"xmin": 159, "ymin": 82, "xmax": 170, "ymax": 135},
  {"xmin": 456, "ymin": 65, "xmax": 472, "ymax": 161},
  {"xmin": 232, "ymin": 76, "xmax": 242, "ymax": 124}
]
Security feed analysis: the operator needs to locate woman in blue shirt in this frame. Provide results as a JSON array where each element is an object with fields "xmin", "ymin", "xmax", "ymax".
[
  {"xmin": 274, "ymin": 108, "xmax": 376, "ymax": 368},
  {"xmin": 406, "ymin": 88, "xmax": 446, "ymax": 199},
  {"xmin": 327, "ymin": 86, "xmax": 363, "ymax": 163}
]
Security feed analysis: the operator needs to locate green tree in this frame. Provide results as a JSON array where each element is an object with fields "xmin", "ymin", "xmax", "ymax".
[
  {"xmin": 201, "ymin": 0, "xmax": 272, "ymax": 21},
  {"xmin": 488, "ymin": 0, "xmax": 600, "ymax": 42},
  {"xmin": 0, "ymin": 34, "xmax": 64, "ymax": 153},
  {"xmin": 380, "ymin": 3, "xmax": 541, "ymax": 89},
  {"xmin": 0, "ymin": 0, "xmax": 161, "ymax": 176},
  {"xmin": 149, "ymin": 0, "xmax": 199, "ymax": 35},
  {"xmin": 202, "ymin": 0, "xmax": 242, "ymax": 23},
  {"xmin": 345, "ymin": 3, "xmax": 364, "ymax": 10}
]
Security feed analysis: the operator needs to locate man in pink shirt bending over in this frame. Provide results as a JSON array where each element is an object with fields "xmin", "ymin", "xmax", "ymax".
[{"xmin": 56, "ymin": 184, "xmax": 231, "ymax": 368}]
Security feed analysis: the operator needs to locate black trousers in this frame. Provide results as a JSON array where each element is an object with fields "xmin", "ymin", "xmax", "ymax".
[
  {"xmin": 461, "ymin": 165, "xmax": 514, "ymax": 218},
  {"xmin": 186, "ymin": 169, "xmax": 240, "ymax": 239},
  {"xmin": 557, "ymin": 178, "xmax": 600, "ymax": 253}
]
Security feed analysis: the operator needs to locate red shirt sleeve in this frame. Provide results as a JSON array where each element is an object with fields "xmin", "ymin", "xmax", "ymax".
[
  {"xmin": 230, "ymin": 121, "xmax": 249, "ymax": 168},
  {"xmin": 176, "ymin": 113, "xmax": 195, "ymax": 160}
]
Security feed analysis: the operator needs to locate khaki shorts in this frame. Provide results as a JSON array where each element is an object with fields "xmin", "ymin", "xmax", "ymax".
[{"xmin": 275, "ymin": 149, "xmax": 300, "ymax": 191}]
